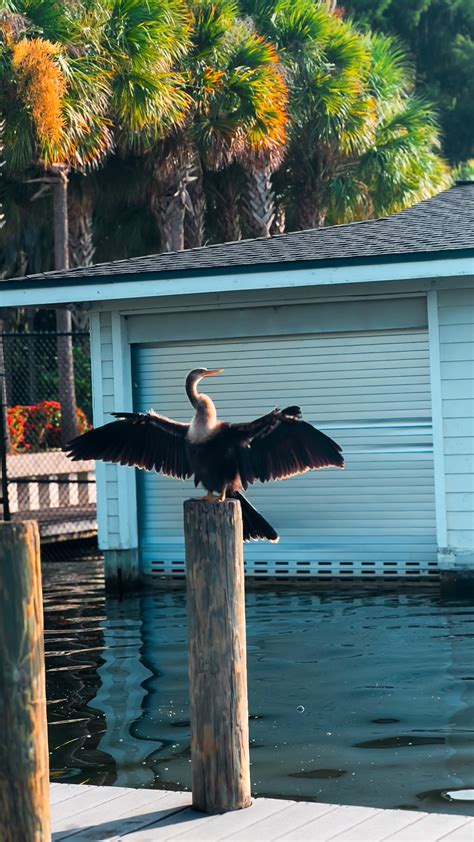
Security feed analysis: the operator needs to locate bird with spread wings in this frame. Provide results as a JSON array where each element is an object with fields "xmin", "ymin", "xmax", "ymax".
[{"xmin": 65, "ymin": 367, "xmax": 344, "ymax": 542}]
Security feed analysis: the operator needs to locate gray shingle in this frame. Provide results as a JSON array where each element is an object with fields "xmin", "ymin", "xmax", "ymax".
[{"xmin": 6, "ymin": 183, "xmax": 474, "ymax": 285}]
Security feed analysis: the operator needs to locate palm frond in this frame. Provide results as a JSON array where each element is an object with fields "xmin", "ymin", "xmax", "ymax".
[
  {"xmin": 5, "ymin": 0, "xmax": 73, "ymax": 43},
  {"xmin": 104, "ymin": 0, "xmax": 190, "ymax": 70},
  {"xmin": 189, "ymin": 0, "xmax": 237, "ymax": 60}
]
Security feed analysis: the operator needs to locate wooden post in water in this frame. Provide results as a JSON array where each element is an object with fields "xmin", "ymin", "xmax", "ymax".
[
  {"xmin": 184, "ymin": 499, "xmax": 251, "ymax": 814},
  {"xmin": 0, "ymin": 521, "xmax": 50, "ymax": 842}
]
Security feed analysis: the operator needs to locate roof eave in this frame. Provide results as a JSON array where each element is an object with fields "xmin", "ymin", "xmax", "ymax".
[{"xmin": 1, "ymin": 248, "xmax": 473, "ymax": 309}]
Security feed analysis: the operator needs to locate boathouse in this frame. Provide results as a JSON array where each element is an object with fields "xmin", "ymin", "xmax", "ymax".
[{"xmin": 2, "ymin": 183, "xmax": 474, "ymax": 586}]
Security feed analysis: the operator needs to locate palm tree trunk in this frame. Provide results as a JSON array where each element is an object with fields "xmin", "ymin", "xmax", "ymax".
[
  {"xmin": 0, "ymin": 116, "xmax": 4, "ymax": 230},
  {"xmin": 0, "ymin": 119, "xmax": 11, "ymax": 455},
  {"xmin": 53, "ymin": 167, "xmax": 79, "ymax": 446},
  {"xmin": 156, "ymin": 193, "xmax": 185, "ymax": 252},
  {"xmin": 184, "ymin": 161, "xmax": 206, "ymax": 249},
  {"xmin": 241, "ymin": 169, "xmax": 275, "ymax": 238},
  {"xmin": 0, "ymin": 316, "xmax": 11, "ymax": 456},
  {"xmin": 211, "ymin": 168, "xmax": 242, "ymax": 244},
  {"xmin": 270, "ymin": 201, "xmax": 286, "ymax": 235},
  {"xmin": 151, "ymin": 145, "xmax": 195, "ymax": 253},
  {"xmin": 295, "ymin": 179, "xmax": 327, "ymax": 230},
  {"xmin": 68, "ymin": 193, "xmax": 94, "ymax": 269}
]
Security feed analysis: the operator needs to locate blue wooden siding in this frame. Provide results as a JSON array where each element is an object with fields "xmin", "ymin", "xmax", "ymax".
[{"xmin": 438, "ymin": 288, "xmax": 474, "ymax": 550}]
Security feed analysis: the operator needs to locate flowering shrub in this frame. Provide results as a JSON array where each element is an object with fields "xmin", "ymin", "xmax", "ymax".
[{"xmin": 7, "ymin": 401, "xmax": 90, "ymax": 453}]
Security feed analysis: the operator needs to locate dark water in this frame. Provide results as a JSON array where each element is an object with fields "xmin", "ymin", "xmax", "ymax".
[{"xmin": 43, "ymin": 561, "xmax": 474, "ymax": 816}]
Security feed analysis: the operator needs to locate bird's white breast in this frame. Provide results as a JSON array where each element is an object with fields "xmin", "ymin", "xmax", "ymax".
[
  {"xmin": 187, "ymin": 395, "xmax": 218, "ymax": 443},
  {"xmin": 187, "ymin": 416, "xmax": 217, "ymax": 444}
]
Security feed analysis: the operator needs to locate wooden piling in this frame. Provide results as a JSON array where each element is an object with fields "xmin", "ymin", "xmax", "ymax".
[
  {"xmin": 0, "ymin": 521, "xmax": 50, "ymax": 842},
  {"xmin": 184, "ymin": 499, "xmax": 251, "ymax": 814}
]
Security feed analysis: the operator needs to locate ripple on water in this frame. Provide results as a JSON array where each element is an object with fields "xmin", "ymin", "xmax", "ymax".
[
  {"xmin": 289, "ymin": 769, "xmax": 347, "ymax": 780},
  {"xmin": 354, "ymin": 736, "xmax": 446, "ymax": 749}
]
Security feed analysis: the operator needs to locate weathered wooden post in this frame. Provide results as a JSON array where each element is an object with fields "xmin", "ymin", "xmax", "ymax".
[
  {"xmin": 184, "ymin": 499, "xmax": 251, "ymax": 814},
  {"xmin": 0, "ymin": 521, "xmax": 50, "ymax": 841}
]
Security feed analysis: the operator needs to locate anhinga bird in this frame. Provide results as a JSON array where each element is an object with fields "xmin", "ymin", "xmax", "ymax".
[{"xmin": 65, "ymin": 368, "xmax": 344, "ymax": 543}]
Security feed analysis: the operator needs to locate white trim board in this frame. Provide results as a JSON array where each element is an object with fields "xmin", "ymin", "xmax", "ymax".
[
  {"xmin": 126, "ymin": 296, "xmax": 427, "ymax": 345},
  {"xmin": 89, "ymin": 311, "xmax": 109, "ymax": 549},
  {"xmin": 427, "ymin": 291, "xmax": 448, "ymax": 548},
  {"xmin": 111, "ymin": 313, "xmax": 138, "ymax": 551},
  {"xmin": 2, "ymin": 255, "xmax": 473, "ymax": 307}
]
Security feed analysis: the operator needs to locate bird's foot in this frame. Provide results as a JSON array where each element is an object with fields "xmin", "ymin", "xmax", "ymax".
[{"xmin": 201, "ymin": 493, "xmax": 221, "ymax": 502}]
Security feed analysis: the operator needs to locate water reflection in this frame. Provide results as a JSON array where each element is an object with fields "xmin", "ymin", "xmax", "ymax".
[{"xmin": 43, "ymin": 561, "xmax": 474, "ymax": 815}]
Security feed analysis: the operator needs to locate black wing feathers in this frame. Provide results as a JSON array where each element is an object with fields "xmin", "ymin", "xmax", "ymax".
[
  {"xmin": 236, "ymin": 413, "xmax": 344, "ymax": 489},
  {"xmin": 64, "ymin": 411, "xmax": 192, "ymax": 480}
]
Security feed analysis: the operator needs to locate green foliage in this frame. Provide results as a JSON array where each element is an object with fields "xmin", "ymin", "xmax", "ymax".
[
  {"xmin": 342, "ymin": 0, "xmax": 474, "ymax": 162},
  {"xmin": 0, "ymin": 0, "xmax": 456, "ymax": 280},
  {"xmin": 454, "ymin": 159, "xmax": 474, "ymax": 181}
]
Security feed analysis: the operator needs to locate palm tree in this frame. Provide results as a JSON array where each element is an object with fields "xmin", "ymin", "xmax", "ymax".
[
  {"xmin": 248, "ymin": 0, "xmax": 374, "ymax": 230},
  {"xmin": 0, "ymin": 2, "xmax": 112, "ymax": 442},
  {"xmin": 58, "ymin": 0, "xmax": 190, "ymax": 266},
  {"xmin": 239, "ymin": 1, "xmax": 449, "ymax": 233},
  {"xmin": 324, "ymin": 33, "xmax": 451, "ymax": 224},
  {"xmin": 214, "ymin": 0, "xmax": 371, "ymax": 236},
  {"xmin": 1, "ymin": 0, "xmax": 189, "ymax": 440},
  {"xmin": 86, "ymin": 0, "xmax": 190, "ymax": 255},
  {"xmin": 149, "ymin": 0, "xmax": 288, "ymax": 251}
]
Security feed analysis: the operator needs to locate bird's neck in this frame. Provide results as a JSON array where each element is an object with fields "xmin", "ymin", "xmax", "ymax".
[
  {"xmin": 186, "ymin": 378, "xmax": 217, "ymax": 422},
  {"xmin": 186, "ymin": 377, "xmax": 201, "ymax": 408},
  {"xmin": 194, "ymin": 395, "xmax": 217, "ymax": 427},
  {"xmin": 186, "ymin": 377, "xmax": 218, "ymax": 435}
]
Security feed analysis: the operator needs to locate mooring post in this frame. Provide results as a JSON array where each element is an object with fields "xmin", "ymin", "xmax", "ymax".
[
  {"xmin": 184, "ymin": 499, "xmax": 251, "ymax": 814},
  {"xmin": 0, "ymin": 521, "xmax": 50, "ymax": 842}
]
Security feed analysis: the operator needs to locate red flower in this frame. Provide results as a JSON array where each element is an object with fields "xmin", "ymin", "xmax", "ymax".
[{"xmin": 7, "ymin": 400, "xmax": 90, "ymax": 452}]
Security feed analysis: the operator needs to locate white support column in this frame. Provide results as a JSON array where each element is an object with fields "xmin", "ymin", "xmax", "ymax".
[
  {"xmin": 427, "ymin": 290, "xmax": 448, "ymax": 555},
  {"xmin": 89, "ymin": 310, "xmax": 109, "ymax": 550},
  {"xmin": 108, "ymin": 312, "xmax": 140, "ymax": 589},
  {"xmin": 111, "ymin": 312, "xmax": 138, "ymax": 552},
  {"xmin": 90, "ymin": 310, "xmax": 140, "ymax": 588}
]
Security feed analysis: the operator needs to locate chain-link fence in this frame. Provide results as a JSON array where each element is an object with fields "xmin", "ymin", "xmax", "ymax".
[{"xmin": 0, "ymin": 331, "xmax": 98, "ymax": 553}]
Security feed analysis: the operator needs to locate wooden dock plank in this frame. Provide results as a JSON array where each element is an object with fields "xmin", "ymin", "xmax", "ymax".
[
  {"xmin": 52, "ymin": 785, "xmax": 132, "ymax": 822},
  {"xmin": 224, "ymin": 802, "xmax": 340, "ymax": 841},
  {"xmin": 53, "ymin": 789, "xmax": 191, "ymax": 841},
  {"xmin": 122, "ymin": 806, "xmax": 221, "ymax": 841},
  {"xmin": 328, "ymin": 806, "xmax": 427, "ymax": 841},
  {"xmin": 436, "ymin": 821, "xmax": 474, "ymax": 842},
  {"xmin": 124, "ymin": 798, "xmax": 293, "ymax": 841},
  {"xmin": 277, "ymin": 804, "xmax": 384, "ymax": 840},
  {"xmin": 382, "ymin": 814, "xmax": 473, "ymax": 841},
  {"xmin": 50, "ymin": 783, "xmax": 99, "ymax": 806}
]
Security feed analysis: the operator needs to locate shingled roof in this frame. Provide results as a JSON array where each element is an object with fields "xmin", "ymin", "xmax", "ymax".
[{"xmin": 9, "ymin": 182, "xmax": 474, "ymax": 285}]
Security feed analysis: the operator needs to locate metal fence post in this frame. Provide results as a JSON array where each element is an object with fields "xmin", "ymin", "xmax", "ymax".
[{"xmin": 0, "ymin": 346, "xmax": 10, "ymax": 521}]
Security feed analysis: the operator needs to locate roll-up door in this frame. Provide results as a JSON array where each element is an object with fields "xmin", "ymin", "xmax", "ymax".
[{"xmin": 132, "ymin": 327, "xmax": 437, "ymax": 580}]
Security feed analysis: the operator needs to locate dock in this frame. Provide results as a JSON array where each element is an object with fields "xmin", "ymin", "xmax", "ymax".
[
  {"xmin": 4, "ymin": 451, "xmax": 96, "ymax": 541},
  {"xmin": 51, "ymin": 784, "xmax": 474, "ymax": 841}
]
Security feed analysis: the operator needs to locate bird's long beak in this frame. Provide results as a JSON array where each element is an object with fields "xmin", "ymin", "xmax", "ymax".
[{"xmin": 203, "ymin": 368, "xmax": 224, "ymax": 377}]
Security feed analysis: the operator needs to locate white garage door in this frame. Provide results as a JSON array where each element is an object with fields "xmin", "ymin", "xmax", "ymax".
[{"xmin": 133, "ymin": 328, "xmax": 437, "ymax": 581}]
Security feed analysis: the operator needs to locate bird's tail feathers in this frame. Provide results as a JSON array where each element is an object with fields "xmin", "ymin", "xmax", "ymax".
[{"xmin": 228, "ymin": 490, "xmax": 279, "ymax": 543}]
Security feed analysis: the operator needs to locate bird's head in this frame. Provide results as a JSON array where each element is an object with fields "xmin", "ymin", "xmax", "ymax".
[
  {"xmin": 185, "ymin": 368, "xmax": 224, "ymax": 407},
  {"xmin": 187, "ymin": 367, "xmax": 224, "ymax": 385}
]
